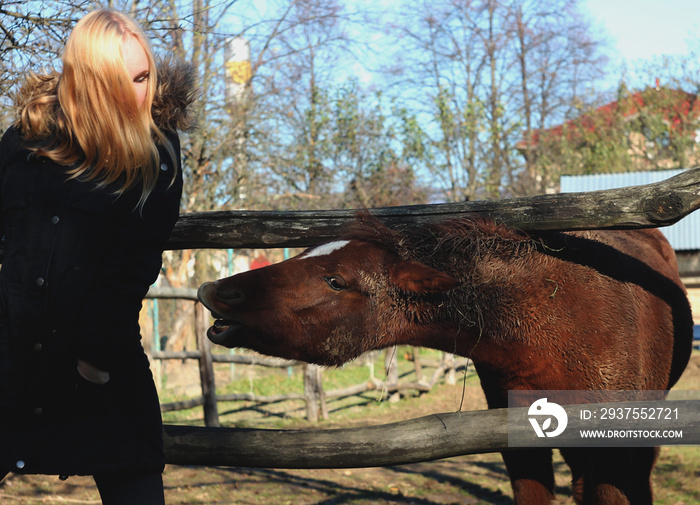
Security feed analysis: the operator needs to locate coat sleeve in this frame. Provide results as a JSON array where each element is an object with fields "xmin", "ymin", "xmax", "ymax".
[
  {"xmin": 0, "ymin": 127, "xmax": 20, "ymax": 246},
  {"xmin": 0, "ymin": 130, "xmax": 8, "ymax": 246},
  {"xmin": 70, "ymin": 133, "xmax": 183, "ymax": 371},
  {"xmin": 0, "ymin": 127, "xmax": 28, "ymax": 256}
]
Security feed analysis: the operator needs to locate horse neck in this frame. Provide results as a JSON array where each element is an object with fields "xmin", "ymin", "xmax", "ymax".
[{"xmin": 395, "ymin": 229, "xmax": 534, "ymax": 360}]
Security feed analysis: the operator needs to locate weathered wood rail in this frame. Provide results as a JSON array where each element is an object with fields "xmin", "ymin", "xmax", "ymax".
[
  {"xmin": 167, "ymin": 168, "xmax": 700, "ymax": 250},
  {"xmin": 164, "ymin": 408, "xmax": 512, "ymax": 469},
  {"xmin": 161, "ymin": 168, "xmax": 700, "ymax": 467},
  {"xmin": 164, "ymin": 399, "xmax": 700, "ymax": 468}
]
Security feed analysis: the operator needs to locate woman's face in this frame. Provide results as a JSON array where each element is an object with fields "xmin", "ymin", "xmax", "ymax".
[{"xmin": 121, "ymin": 35, "xmax": 149, "ymax": 107}]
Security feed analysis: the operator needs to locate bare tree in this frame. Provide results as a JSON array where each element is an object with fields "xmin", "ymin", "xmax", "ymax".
[
  {"xmin": 387, "ymin": 0, "xmax": 610, "ymax": 201},
  {"xmin": 0, "ymin": 1, "xmax": 87, "ymax": 126},
  {"xmin": 241, "ymin": 0, "xmax": 360, "ymax": 210},
  {"xmin": 510, "ymin": 0, "xmax": 608, "ymax": 194},
  {"xmin": 390, "ymin": 0, "xmax": 489, "ymax": 203}
]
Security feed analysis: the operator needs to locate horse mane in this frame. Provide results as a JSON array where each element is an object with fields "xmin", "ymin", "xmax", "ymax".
[
  {"xmin": 341, "ymin": 211, "xmax": 540, "ymax": 347},
  {"xmin": 343, "ymin": 211, "xmax": 537, "ymax": 271}
]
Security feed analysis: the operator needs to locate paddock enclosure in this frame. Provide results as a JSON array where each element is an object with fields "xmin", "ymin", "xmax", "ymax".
[{"xmin": 160, "ymin": 168, "xmax": 700, "ymax": 469}]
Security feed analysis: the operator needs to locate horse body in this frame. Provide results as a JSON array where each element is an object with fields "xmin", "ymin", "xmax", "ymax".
[{"xmin": 198, "ymin": 214, "xmax": 693, "ymax": 504}]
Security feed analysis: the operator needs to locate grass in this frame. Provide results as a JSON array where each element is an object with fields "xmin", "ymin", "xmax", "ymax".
[
  {"xmin": 653, "ymin": 445, "xmax": 700, "ymax": 505},
  {"xmin": 161, "ymin": 346, "xmax": 479, "ymax": 428}
]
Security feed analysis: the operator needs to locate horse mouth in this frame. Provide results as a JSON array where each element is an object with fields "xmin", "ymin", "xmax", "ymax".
[{"xmin": 207, "ymin": 318, "xmax": 244, "ymax": 346}]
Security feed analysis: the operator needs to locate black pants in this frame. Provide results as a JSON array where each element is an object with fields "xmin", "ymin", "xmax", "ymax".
[{"xmin": 94, "ymin": 471, "xmax": 165, "ymax": 505}]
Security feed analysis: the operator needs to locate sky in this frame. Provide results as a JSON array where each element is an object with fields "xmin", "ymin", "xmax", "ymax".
[
  {"xmin": 583, "ymin": 0, "xmax": 700, "ymax": 63},
  {"xmin": 233, "ymin": 0, "xmax": 700, "ymax": 90}
]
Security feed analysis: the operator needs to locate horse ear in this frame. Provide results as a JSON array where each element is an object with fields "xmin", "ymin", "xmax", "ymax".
[{"xmin": 390, "ymin": 260, "xmax": 460, "ymax": 294}]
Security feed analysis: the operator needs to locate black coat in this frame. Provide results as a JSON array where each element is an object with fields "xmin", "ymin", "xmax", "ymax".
[{"xmin": 0, "ymin": 62, "xmax": 194, "ymax": 476}]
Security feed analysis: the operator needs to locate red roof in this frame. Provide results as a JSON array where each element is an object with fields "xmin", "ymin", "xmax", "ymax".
[{"xmin": 518, "ymin": 87, "xmax": 700, "ymax": 151}]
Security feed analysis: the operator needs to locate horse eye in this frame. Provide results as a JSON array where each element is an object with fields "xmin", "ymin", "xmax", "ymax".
[{"xmin": 324, "ymin": 276, "xmax": 347, "ymax": 291}]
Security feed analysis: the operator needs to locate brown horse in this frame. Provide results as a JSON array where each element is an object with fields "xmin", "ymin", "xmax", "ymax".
[{"xmin": 198, "ymin": 213, "xmax": 693, "ymax": 505}]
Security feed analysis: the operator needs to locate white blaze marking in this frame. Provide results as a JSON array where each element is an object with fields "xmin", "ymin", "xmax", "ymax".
[{"xmin": 301, "ymin": 240, "xmax": 351, "ymax": 259}]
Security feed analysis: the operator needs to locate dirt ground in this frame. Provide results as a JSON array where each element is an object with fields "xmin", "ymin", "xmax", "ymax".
[{"xmin": 2, "ymin": 352, "xmax": 699, "ymax": 505}]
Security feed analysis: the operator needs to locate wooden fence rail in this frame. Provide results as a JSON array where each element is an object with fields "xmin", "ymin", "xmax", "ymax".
[
  {"xmin": 164, "ymin": 408, "xmax": 512, "ymax": 469},
  {"xmin": 158, "ymin": 169, "xmax": 700, "ymax": 466},
  {"xmin": 167, "ymin": 168, "xmax": 700, "ymax": 250},
  {"xmin": 163, "ymin": 399, "xmax": 700, "ymax": 468}
]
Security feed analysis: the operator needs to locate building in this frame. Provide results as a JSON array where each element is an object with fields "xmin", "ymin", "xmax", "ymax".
[{"xmin": 518, "ymin": 86, "xmax": 700, "ymax": 194}]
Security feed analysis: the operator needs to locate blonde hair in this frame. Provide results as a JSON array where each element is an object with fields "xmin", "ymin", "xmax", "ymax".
[{"xmin": 18, "ymin": 9, "xmax": 174, "ymax": 206}]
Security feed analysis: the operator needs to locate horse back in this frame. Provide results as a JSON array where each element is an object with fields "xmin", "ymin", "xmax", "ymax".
[{"xmin": 564, "ymin": 227, "xmax": 692, "ymax": 389}]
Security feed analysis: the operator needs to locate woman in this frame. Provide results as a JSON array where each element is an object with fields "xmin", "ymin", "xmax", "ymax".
[{"xmin": 0, "ymin": 9, "xmax": 195, "ymax": 503}]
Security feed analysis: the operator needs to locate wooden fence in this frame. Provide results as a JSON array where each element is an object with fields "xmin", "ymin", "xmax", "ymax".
[
  {"xmin": 162, "ymin": 168, "xmax": 700, "ymax": 467},
  {"xmin": 164, "ymin": 400, "xmax": 700, "ymax": 469},
  {"xmin": 166, "ymin": 167, "xmax": 700, "ymax": 251}
]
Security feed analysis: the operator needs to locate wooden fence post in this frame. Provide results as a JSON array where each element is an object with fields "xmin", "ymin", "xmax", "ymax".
[
  {"xmin": 384, "ymin": 347, "xmax": 400, "ymax": 403},
  {"xmin": 316, "ymin": 365, "xmax": 328, "ymax": 421},
  {"xmin": 442, "ymin": 352, "xmax": 457, "ymax": 385},
  {"xmin": 303, "ymin": 364, "xmax": 328, "ymax": 421},
  {"xmin": 412, "ymin": 348, "xmax": 423, "ymax": 383},
  {"xmin": 304, "ymin": 364, "xmax": 318, "ymax": 422},
  {"xmin": 195, "ymin": 301, "xmax": 220, "ymax": 427}
]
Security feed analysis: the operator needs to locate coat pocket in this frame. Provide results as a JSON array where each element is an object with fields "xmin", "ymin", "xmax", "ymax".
[{"xmin": 71, "ymin": 366, "xmax": 112, "ymax": 417}]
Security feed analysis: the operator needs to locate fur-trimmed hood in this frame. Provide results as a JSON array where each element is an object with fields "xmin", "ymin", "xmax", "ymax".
[
  {"xmin": 152, "ymin": 57, "xmax": 197, "ymax": 132},
  {"xmin": 13, "ymin": 57, "xmax": 197, "ymax": 133}
]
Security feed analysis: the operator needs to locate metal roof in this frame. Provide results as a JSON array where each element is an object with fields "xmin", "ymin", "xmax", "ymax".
[{"xmin": 560, "ymin": 170, "xmax": 700, "ymax": 250}]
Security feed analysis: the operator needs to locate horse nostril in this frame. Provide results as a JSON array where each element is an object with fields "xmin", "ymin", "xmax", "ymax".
[
  {"xmin": 217, "ymin": 286, "xmax": 245, "ymax": 305},
  {"xmin": 197, "ymin": 282, "xmax": 215, "ymax": 306}
]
